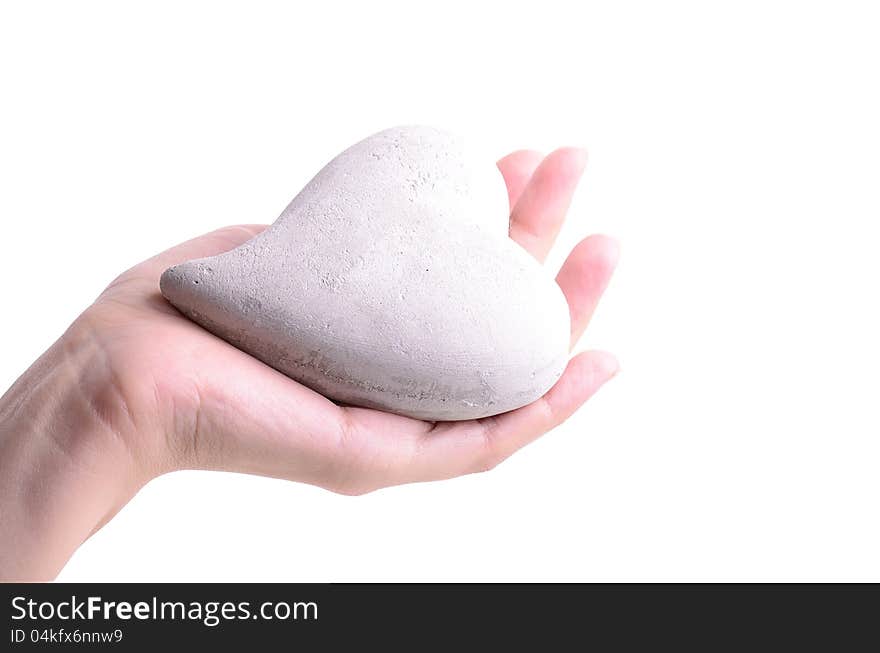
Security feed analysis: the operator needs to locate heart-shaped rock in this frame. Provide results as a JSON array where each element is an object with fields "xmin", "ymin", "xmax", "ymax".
[{"xmin": 160, "ymin": 126, "xmax": 570, "ymax": 421}]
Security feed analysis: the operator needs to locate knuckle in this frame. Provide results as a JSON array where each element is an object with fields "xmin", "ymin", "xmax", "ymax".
[
  {"xmin": 332, "ymin": 480, "xmax": 374, "ymax": 497},
  {"xmin": 468, "ymin": 418, "xmax": 503, "ymax": 474},
  {"xmin": 470, "ymin": 451, "xmax": 501, "ymax": 475}
]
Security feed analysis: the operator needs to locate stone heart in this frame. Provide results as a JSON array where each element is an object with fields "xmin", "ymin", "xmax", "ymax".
[{"xmin": 160, "ymin": 126, "xmax": 570, "ymax": 421}]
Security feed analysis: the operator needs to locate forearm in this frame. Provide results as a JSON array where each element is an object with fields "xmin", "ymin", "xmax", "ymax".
[{"xmin": 0, "ymin": 329, "xmax": 145, "ymax": 581}]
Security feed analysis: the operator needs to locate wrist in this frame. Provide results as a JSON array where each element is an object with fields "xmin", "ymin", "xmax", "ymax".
[{"xmin": 0, "ymin": 321, "xmax": 151, "ymax": 580}]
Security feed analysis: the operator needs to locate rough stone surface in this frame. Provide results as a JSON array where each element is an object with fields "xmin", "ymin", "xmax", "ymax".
[{"xmin": 160, "ymin": 126, "xmax": 570, "ymax": 421}]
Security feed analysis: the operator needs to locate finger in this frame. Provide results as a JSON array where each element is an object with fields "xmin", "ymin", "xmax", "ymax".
[
  {"xmin": 497, "ymin": 150, "xmax": 544, "ymax": 210},
  {"xmin": 556, "ymin": 234, "xmax": 620, "ymax": 349},
  {"xmin": 412, "ymin": 350, "xmax": 618, "ymax": 481},
  {"xmin": 509, "ymin": 147, "xmax": 588, "ymax": 262}
]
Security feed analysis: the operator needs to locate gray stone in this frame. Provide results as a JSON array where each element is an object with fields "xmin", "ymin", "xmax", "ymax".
[{"xmin": 160, "ymin": 126, "xmax": 570, "ymax": 421}]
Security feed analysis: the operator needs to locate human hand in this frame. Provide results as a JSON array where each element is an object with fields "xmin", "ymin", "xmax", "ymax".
[{"xmin": 0, "ymin": 148, "xmax": 618, "ymax": 580}]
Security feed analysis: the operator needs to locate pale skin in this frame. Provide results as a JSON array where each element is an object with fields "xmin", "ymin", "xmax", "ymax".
[{"xmin": 0, "ymin": 149, "xmax": 619, "ymax": 581}]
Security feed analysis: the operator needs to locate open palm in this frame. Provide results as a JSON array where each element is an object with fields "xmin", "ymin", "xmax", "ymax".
[{"xmin": 81, "ymin": 148, "xmax": 619, "ymax": 494}]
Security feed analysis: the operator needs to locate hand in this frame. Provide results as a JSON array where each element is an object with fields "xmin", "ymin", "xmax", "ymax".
[{"xmin": 0, "ymin": 148, "xmax": 618, "ymax": 580}]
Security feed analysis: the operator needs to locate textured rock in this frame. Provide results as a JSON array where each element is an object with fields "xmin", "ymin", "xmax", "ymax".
[{"xmin": 160, "ymin": 126, "xmax": 570, "ymax": 421}]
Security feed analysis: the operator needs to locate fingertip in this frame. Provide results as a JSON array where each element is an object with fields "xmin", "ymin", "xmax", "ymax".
[
  {"xmin": 589, "ymin": 233, "xmax": 621, "ymax": 263},
  {"xmin": 574, "ymin": 234, "xmax": 621, "ymax": 274},
  {"xmin": 584, "ymin": 349, "xmax": 620, "ymax": 381},
  {"xmin": 543, "ymin": 350, "xmax": 617, "ymax": 418},
  {"xmin": 557, "ymin": 234, "xmax": 621, "ymax": 350},
  {"xmin": 497, "ymin": 149, "xmax": 544, "ymax": 168},
  {"xmin": 498, "ymin": 149, "xmax": 545, "ymax": 210},
  {"xmin": 566, "ymin": 350, "xmax": 619, "ymax": 390},
  {"xmin": 545, "ymin": 146, "xmax": 589, "ymax": 177}
]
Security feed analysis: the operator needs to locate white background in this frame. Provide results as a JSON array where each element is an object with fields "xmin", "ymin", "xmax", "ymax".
[{"xmin": 1, "ymin": 1, "xmax": 878, "ymax": 581}]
